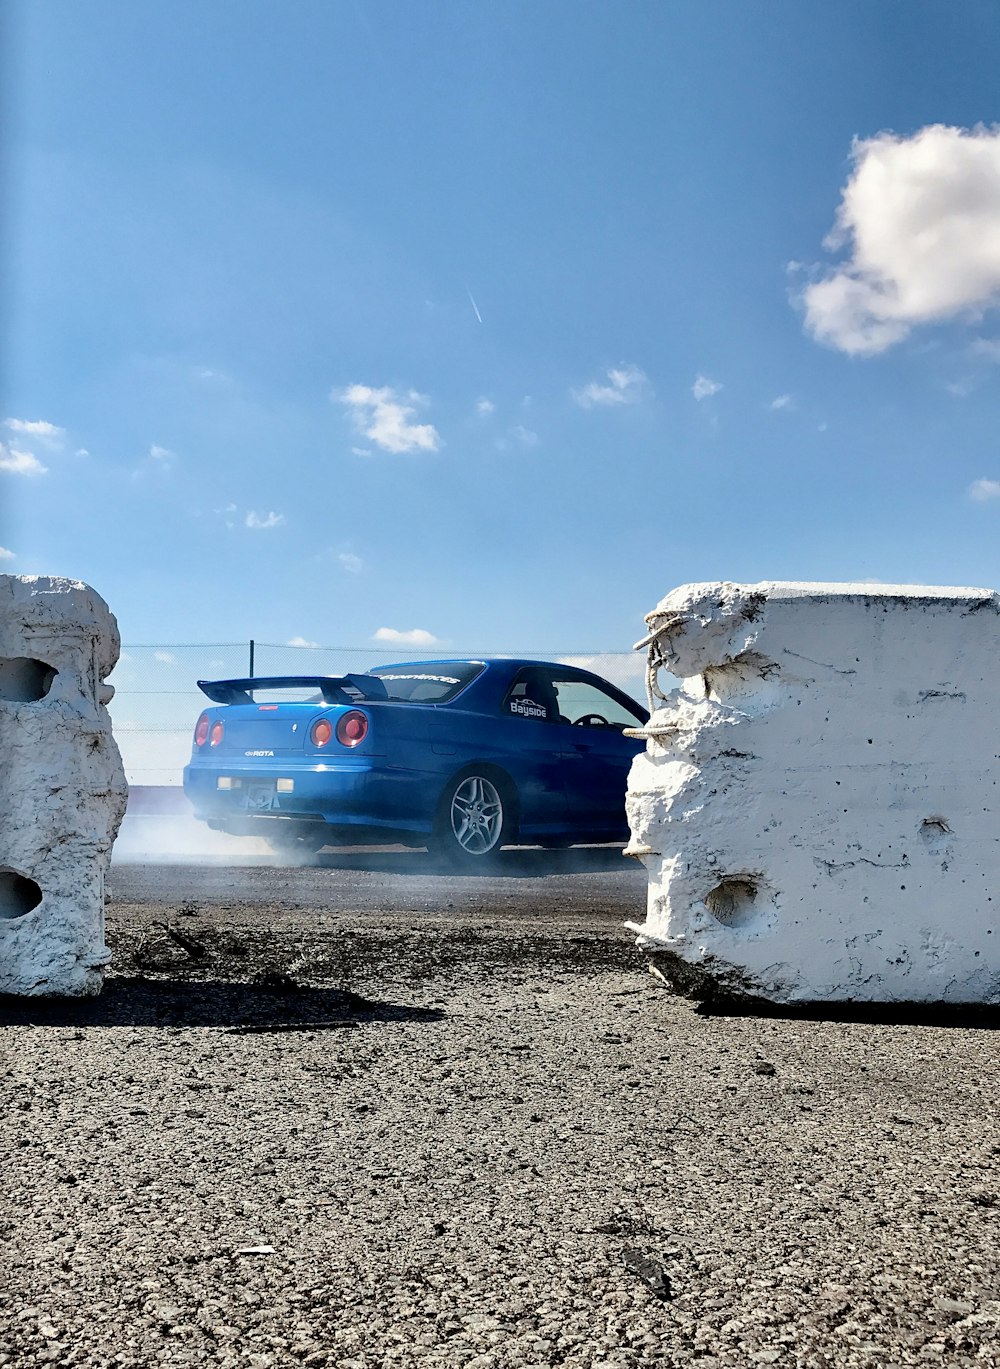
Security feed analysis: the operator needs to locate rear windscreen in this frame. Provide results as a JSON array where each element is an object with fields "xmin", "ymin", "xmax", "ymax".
[
  {"xmin": 247, "ymin": 686, "xmax": 330, "ymax": 703},
  {"xmin": 369, "ymin": 663, "xmax": 485, "ymax": 703}
]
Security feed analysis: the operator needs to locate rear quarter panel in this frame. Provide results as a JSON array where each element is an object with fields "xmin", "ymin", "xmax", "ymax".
[{"xmin": 363, "ymin": 700, "xmax": 568, "ymax": 831}]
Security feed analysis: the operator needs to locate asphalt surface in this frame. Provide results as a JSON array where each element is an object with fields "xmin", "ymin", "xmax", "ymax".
[
  {"xmin": 3, "ymin": 850, "xmax": 1000, "ymax": 1368},
  {"xmin": 107, "ymin": 845, "xmax": 647, "ymax": 926}
]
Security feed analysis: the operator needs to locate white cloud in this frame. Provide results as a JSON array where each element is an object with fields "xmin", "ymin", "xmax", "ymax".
[
  {"xmin": 0, "ymin": 546, "xmax": 15, "ymax": 560},
  {"xmin": 75, "ymin": 447, "xmax": 90, "ymax": 458},
  {"xmin": 372, "ymin": 627, "xmax": 440, "ymax": 647},
  {"xmin": 969, "ymin": 478, "xmax": 1000, "ymax": 502},
  {"xmin": 4, "ymin": 418, "xmax": 65, "ymax": 446},
  {"xmin": 0, "ymin": 443, "xmax": 47, "ymax": 476},
  {"xmin": 947, "ymin": 378, "xmax": 976, "ymax": 398},
  {"xmin": 149, "ymin": 444, "xmax": 174, "ymax": 463},
  {"xmin": 338, "ymin": 552, "xmax": 363, "ymax": 574},
  {"xmin": 769, "ymin": 393, "xmax": 793, "ymax": 411},
  {"xmin": 573, "ymin": 365, "xmax": 649, "ymax": 409},
  {"xmin": 511, "ymin": 425, "xmax": 539, "ymax": 447},
  {"xmin": 154, "ymin": 651, "xmax": 176, "ymax": 664},
  {"xmin": 335, "ymin": 383, "xmax": 440, "ymax": 454},
  {"xmin": 476, "ymin": 398, "xmax": 496, "ymax": 416},
  {"xmin": 245, "ymin": 511, "xmax": 285, "ymax": 529},
  {"xmin": 288, "ymin": 636, "xmax": 319, "ymax": 648},
  {"xmin": 692, "ymin": 374, "xmax": 722, "ymax": 401},
  {"xmin": 802, "ymin": 124, "xmax": 1000, "ymax": 355}
]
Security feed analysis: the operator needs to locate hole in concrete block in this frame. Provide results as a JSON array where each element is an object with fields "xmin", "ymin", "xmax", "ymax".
[
  {"xmin": 0, "ymin": 657, "xmax": 58, "ymax": 702},
  {"xmin": 704, "ymin": 877, "xmax": 759, "ymax": 928},
  {"xmin": 0, "ymin": 869, "xmax": 43, "ymax": 920},
  {"xmin": 921, "ymin": 816, "xmax": 952, "ymax": 837}
]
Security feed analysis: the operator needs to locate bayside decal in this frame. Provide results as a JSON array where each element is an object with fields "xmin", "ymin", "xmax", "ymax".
[{"xmin": 510, "ymin": 698, "xmax": 548, "ymax": 719}]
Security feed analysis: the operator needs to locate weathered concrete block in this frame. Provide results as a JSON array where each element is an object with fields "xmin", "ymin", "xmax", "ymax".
[
  {"xmin": 624, "ymin": 582, "xmax": 1000, "ymax": 1004},
  {"xmin": 0, "ymin": 576, "xmax": 127, "ymax": 995}
]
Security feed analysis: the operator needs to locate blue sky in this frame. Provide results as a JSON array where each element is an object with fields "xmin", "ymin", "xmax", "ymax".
[{"xmin": 5, "ymin": 0, "xmax": 1000, "ymax": 655}]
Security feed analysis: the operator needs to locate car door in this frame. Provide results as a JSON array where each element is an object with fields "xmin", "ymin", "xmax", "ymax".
[
  {"xmin": 496, "ymin": 667, "xmax": 574, "ymax": 835},
  {"xmin": 550, "ymin": 673, "xmax": 647, "ymax": 833}
]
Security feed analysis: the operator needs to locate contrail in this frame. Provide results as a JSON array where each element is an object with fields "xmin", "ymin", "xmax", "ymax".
[{"xmin": 467, "ymin": 289, "xmax": 483, "ymax": 324}]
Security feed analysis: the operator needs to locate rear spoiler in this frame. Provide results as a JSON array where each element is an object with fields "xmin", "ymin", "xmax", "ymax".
[{"xmin": 196, "ymin": 674, "xmax": 388, "ymax": 705}]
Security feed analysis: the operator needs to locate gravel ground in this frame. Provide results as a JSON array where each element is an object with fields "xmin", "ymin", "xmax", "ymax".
[{"xmin": 3, "ymin": 857, "xmax": 1000, "ymax": 1368}]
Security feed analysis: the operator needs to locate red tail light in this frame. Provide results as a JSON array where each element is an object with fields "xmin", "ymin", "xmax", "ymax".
[
  {"xmin": 311, "ymin": 718, "xmax": 333, "ymax": 748},
  {"xmin": 195, "ymin": 713, "xmax": 210, "ymax": 746},
  {"xmin": 210, "ymin": 721, "xmax": 225, "ymax": 747},
  {"xmin": 336, "ymin": 710, "xmax": 368, "ymax": 747}
]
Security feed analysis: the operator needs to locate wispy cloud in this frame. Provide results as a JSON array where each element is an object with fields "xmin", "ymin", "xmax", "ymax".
[
  {"xmin": 476, "ymin": 397, "xmax": 495, "ymax": 416},
  {"xmin": 769, "ymin": 393, "xmax": 793, "ymax": 411},
  {"xmin": 467, "ymin": 289, "xmax": 483, "ymax": 324},
  {"xmin": 0, "ymin": 546, "xmax": 15, "ymax": 561},
  {"xmin": 4, "ymin": 418, "xmax": 65, "ymax": 446},
  {"xmin": 372, "ymin": 627, "xmax": 440, "ymax": 647},
  {"xmin": 573, "ymin": 365, "xmax": 649, "ymax": 409},
  {"xmin": 154, "ymin": 651, "xmax": 176, "ymax": 664},
  {"xmin": 131, "ymin": 443, "xmax": 176, "ymax": 480},
  {"xmin": 692, "ymin": 374, "xmax": 723, "ymax": 401},
  {"xmin": 288, "ymin": 636, "xmax": 319, "ymax": 648},
  {"xmin": 245, "ymin": 511, "xmax": 286, "ymax": 529},
  {"xmin": 143, "ymin": 449, "xmax": 175, "ymax": 476},
  {"xmin": 335, "ymin": 384, "xmax": 440, "ymax": 454},
  {"xmin": 511, "ymin": 425, "xmax": 539, "ymax": 447},
  {"xmin": 0, "ymin": 443, "xmax": 47, "ymax": 476},
  {"xmin": 801, "ymin": 124, "xmax": 1000, "ymax": 355},
  {"xmin": 338, "ymin": 552, "xmax": 363, "ymax": 574},
  {"xmin": 969, "ymin": 478, "xmax": 1000, "ymax": 502},
  {"xmin": 972, "ymin": 338, "xmax": 1000, "ymax": 363}
]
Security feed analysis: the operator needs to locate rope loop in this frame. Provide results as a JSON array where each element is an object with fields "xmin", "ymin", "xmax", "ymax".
[{"xmin": 634, "ymin": 610, "xmax": 685, "ymax": 712}]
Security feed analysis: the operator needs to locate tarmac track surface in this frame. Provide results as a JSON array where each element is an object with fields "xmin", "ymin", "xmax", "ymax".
[{"xmin": 3, "ymin": 851, "xmax": 1000, "ymax": 1368}]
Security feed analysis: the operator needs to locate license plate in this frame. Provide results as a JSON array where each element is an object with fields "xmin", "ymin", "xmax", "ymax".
[{"xmin": 245, "ymin": 784, "xmax": 276, "ymax": 812}]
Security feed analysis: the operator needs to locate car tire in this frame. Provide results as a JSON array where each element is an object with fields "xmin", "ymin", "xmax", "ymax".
[
  {"xmin": 264, "ymin": 822, "xmax": 330, "ymax": 857},
  {"xmin": 431, "ymin": 770, "xmax": 512, "ymax": 866}
]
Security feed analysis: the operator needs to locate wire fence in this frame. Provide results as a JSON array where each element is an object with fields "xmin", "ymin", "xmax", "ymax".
[{"xmin": 108, "ymin": 642, "xmax": 647, "ymax": 786}]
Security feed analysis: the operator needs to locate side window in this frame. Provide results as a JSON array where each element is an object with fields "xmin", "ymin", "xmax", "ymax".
[
  {"xmin": 502, "ymin": 670, "xmax": 562, "ymax": 723},
  {"xmin": 552, "ymin": 678, "xmax": 645, "ymax": 730}
]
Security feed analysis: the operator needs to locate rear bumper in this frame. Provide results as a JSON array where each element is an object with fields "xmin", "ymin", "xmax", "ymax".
[{"xmin": 182, "ymin": 760, "xmax": 434, "ymax": 835}]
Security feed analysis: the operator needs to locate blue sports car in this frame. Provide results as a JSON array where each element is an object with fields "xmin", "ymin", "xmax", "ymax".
[{"xmin": 183, "ymin": 658, "xmax": 649, "ymax": 863}]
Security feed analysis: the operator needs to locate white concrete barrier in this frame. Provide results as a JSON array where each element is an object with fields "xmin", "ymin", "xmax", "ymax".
[
  {"xmin": 0, "ymin": 576, "xmax": 127, "ymax": 995},
  {"xmin": 624, "ymin": 582, "xmax": 1000, "ymax": 1004}
]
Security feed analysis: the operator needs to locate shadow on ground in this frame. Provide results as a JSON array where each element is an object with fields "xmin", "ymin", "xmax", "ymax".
[
  {"xmin": 0, "ymin": 975, "xmax": 445, "ymax": 1031},
  {"xmin": 696, "ymin": 997, "xmax": 1000, "ymax": 1030}
]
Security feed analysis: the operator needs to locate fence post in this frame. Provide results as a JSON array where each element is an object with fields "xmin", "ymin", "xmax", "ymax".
[{"xmin": 249, "ymin": 639, "xmax": 255, "ymax": 678}]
